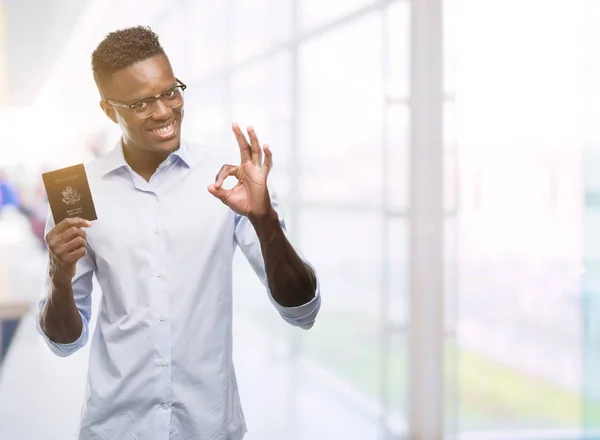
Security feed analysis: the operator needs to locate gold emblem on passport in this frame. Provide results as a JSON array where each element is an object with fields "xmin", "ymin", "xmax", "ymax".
[
  {"xmin": 42, "ymin": 163, "xmax": 98, "ymax": 224},
  {"xmin": 61, "ymin": 186, "xmax": 81, "ymax": 205}
]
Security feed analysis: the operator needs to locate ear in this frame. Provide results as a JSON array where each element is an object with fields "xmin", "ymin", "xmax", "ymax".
[{"xmin": 99, "ymin": 101, "xmax": 118, "ymax": 124}]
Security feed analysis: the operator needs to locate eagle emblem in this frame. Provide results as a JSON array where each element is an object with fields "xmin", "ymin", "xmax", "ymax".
[{"xmin": 61, "ymin": 186, "xmax": 81, "ymax": 205}]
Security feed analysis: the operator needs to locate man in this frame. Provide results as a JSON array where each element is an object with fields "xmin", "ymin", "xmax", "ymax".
[{"xmin": 37, "ymin": 26, "xmax": 321, "ymax": 440}]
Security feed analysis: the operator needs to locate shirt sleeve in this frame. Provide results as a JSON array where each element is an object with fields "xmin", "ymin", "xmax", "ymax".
[
  {"xmin": 36, "ymin": 210, "xmax": 96, "ymax": 357},
  {"xmin": 233, "ymin": 186, "xmax": 321, "ymax": 330}
]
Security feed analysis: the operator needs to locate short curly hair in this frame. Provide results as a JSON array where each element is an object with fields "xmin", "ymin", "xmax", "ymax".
[{"xmin": 91, "ymin": 25, "xmax": 168, "ymax": 91}]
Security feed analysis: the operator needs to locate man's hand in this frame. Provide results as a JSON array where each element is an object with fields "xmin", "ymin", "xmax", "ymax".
[
  {"xmin": 45, "ymin": 217, "xmax": 92, "ymax": 284},
  {"xmin": 207, "ymin": 123, "xmax": 274, "ymax": 219}
]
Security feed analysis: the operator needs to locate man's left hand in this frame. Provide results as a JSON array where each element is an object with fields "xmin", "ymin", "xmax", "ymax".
[{"xmin": 207, "ymin": 123, "xmax": 274, "ymax": 219}]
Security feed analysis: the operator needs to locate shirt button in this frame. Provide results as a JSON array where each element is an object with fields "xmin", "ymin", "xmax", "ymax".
[
  {"xmin": 154, "ymin": 228, "xmax": 159, "ymax": 234},
  {"xmin": 160, "ymin": 360, "xmax": 166, "ymax": 366},
  {"xmin": 156, "ymin": 272, "xmax": 162, "ymax": 278},
  {"xmin": 159, "ymin": 316, "xmax": 165, "ymax": 321},
  {"xmin": 162, "ymin": 403, "xmax": 169, "ymax": 410}
]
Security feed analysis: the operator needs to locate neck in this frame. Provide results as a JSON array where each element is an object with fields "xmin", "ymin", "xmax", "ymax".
[{"xmin": 122, "ymin": 138, "xmax": 176, "ymax": 180}]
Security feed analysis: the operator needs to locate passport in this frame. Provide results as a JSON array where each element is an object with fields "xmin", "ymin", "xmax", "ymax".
[{"xmin": 42, "ymin": 163, "xmax": 98, "ymax": 224}]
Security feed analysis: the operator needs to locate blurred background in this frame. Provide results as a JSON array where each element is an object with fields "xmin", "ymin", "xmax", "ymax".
[{"xmin": 0, "ymin": 0, "xmax": 599, "ymax": 439}]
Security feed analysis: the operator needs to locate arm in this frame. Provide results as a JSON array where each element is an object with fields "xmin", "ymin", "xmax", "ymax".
[
  {"xmin": 233, "ymin": 191, "xmax": 321, "ymax": 330},
  {"xmin": 249, "ymin": 208, "xmax": 316, "ymax": 307},
  {"xmin": 40, "ymin": 276, "xmax": 83, "ymax": 344},
  {"xmin": 36, "ymin": 215, "xmax": 95, "ymax": 357},
  {"xmin": 209, "ymin": 123, "xmax": 321, "ymax": 329}
]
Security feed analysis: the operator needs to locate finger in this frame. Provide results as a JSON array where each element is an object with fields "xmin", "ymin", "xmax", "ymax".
[
  {"xmin": 214, "ymin": 164, "xmax": 238, "ymax": 188},
  {"xmin": 47, "ymin": 227, "xmax": 86, "ymax": 253},
  {"xmin": 247, "ymin": 126, "xmax": 262, "ymax": 166},
  {"xmin": 58, "ymin": 226, "xmax": 87, "ymax": 244},
  {"xmin": 63, "ymin": 247, "xmax": 86, "ymax": 264},
  {"xmin": 232, "ymin": 122, "xmax": 252, "ymax": 163},
  {"xmin": 51, "ymin": 236, "xmax": 86, "ymax": 264},
  {"xmin": 261, "ymin": 144, "xmax": 273, "ymax": 177},
  {"xmin": 53, "ymin": 217, "xmax": 92, "ymax": 234},
  {"xmin": 207, "ymin": 183, "xmax": 232, "ymax": 205},
  {"xmin": 61, "ymin": 236, "xmax": 87, "ymax": 254}
]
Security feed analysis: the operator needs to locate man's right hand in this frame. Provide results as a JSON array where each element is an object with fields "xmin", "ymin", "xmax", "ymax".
[{"xmin": 45, "ymin": 217, "xmax": 92, "ymax": 283}]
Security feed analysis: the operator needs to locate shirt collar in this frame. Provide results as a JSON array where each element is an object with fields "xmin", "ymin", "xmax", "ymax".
[{"xmin": 101, "ymin": 138, "xmax": 193, "ymax": 176}]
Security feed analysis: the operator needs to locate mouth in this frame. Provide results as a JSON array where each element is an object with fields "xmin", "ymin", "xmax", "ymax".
[{"xmin": 148, "ymin": 119, "xmax": 177, "ymax": 139}]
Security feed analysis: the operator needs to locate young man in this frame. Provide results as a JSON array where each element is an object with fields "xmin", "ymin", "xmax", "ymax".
[{"xmin": 37, "ymin": 26, "xmax": 320, "ymax": 440}]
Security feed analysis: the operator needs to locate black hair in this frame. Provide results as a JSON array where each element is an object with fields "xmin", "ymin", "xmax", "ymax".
[{"xmin": 91, "ymin": 25, "xmax": 167, "ymax": 91}]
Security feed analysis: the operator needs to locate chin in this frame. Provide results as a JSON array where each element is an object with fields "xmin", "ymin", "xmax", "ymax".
[
  {"xmin": 153, "ymin": 135, "xmax": 181, "ymax": 154},
  {"xmin": 145, "ymin": 118, "xmax": 182, "ymax": 154}
]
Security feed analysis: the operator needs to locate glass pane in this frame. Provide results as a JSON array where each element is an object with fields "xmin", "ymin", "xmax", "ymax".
[
  {"xmin": 299, "ymin": 0, "xmax": 377, "ymax": 31},
  {"xmin": 298, "ymin": 12, "xmax": 382, "ymax": 206},
  {"xmin": 445, "ymin": 217, "xmax": 460, "ymax": 439},
  {"xmin": 385, "ymin": 217, "xmax": 408, "ymax": 326},
  {"xmin": 299, "ymin": 209, "xmax": 383, "ymax": 406},
  {"xmin": 382, "ymin": 218, "xmax": 409, "ymax": 434},
  {"xmin": 445, "ymin": 101, "xmax": 458, "ymax": 212},
  {"xmin": 583, "ymin": 1, "xmax": 600, "ymax": 435},
  {"xmin": 230, "ymin": 54, "xmax": 292, "ymax": 200},
  {"xmin": 385, "ymin": 105, "xmax": 409, "ymax": 212},
  {"xmin": 444, "ymin": 0, "xmax": 458, "ymax": 96},
  {"xmin": 383, "ymin": 330, "xmax": 408, "ymax": 437},
  {"xmin": 385, "ymin": 0, "xmax": 410, "ymax": 100},
  {"xmin": 583, "ymin": 177, "xmax": 600, "ymax": 432},
  {"xmin": 445, "ymin": 217, "xmax": 459, "ymax": 331},
  {"xmin": 231, "ymin": 0, "xmax": 292, "ymax": 63},
  {"xmin": 456, "ymin": 149, "xmax": 583, "ymax": 432},
  {"xmin": 450, "ymin": 0, "xmax": 585, "ymax": 434},
  {"xmin": 445, "ymin": 334, "xmax": 460, "ymax": 438}
]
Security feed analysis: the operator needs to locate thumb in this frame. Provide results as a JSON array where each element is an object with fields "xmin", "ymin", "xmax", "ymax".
[{"xmin": 207, "ymin": 184, "xmax": 231, "ymax": 204}]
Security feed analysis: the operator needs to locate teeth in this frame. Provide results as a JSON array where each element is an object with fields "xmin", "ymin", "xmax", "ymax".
[{"xmin": 152, "ymin": 121, "xmax": 174, "ymax": 135}]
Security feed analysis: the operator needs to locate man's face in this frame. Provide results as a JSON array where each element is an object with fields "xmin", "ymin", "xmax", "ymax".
[{"xmin": 100, "ymin": 55, "xmax": 184, "ymax": 155}]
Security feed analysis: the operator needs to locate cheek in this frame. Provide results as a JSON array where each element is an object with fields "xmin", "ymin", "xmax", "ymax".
[{"xmin": 118, "ymin": 115, "xmax": 146, "ymax": 139}]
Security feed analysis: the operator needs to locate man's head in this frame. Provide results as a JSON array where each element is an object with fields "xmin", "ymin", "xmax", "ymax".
[{"xmin": 92, "ymin": 26, "xmax": 184, "ymax": 156}]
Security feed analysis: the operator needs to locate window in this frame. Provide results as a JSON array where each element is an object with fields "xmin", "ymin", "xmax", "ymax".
[
  {"xmin": 299, "ymin": 0, "xmax": 379, "ymax": 31},
  {"xmin": 450, "ymin": 0, "xmax": 585, "ymax": 434},
  {"xmin": 230, "ymin": 0, "xmax": 292, "ymax": 63},
  {"xmin": 298, "ymin": 12, "xmax": 383, "ymax": 207}
]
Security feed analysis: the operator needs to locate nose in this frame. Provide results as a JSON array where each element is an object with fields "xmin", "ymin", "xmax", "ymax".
[{"xmin": 152, "ymin": 98, "xmax": 171, "ymax": 120}]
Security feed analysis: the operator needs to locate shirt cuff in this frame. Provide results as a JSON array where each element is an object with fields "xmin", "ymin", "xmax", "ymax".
[
  {"xmin": 268, "ymin": 259, "xmax": 322, "ymax": 330},
  {"xmin": 36, "ymin": 299, "xmax": 89, "ymax": 357}
]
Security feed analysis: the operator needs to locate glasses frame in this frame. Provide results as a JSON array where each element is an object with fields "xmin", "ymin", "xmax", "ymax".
[{"xmin": 103, "ymin": 78, "xmax": 187, "ymax": 119}]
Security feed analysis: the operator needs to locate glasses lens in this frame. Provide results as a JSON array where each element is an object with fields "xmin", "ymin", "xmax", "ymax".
[
  {"xmin": 132, "ymin": 98, "xmax": 156, "ymax": 118},
  {"xmin": 132, "ymin": 86, "xmax": 185, "ymax": 118},
  {"xmin": 161, "ymin": 86, "xmax": 184, "ymax": 108}
]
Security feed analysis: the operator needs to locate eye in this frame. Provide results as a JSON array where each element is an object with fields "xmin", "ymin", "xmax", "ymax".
[
  {"xmin": 132, "ymin": 99, "xmax": 151, "ymax": 111},
  {"xmin": 162, "ymin": 88, "xmax": 177, "ymax": 100}
]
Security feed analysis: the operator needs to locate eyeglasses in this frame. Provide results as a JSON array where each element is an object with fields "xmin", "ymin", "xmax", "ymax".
[{"xmin": 103, "ymin": 78, "xmax": 187, "ymax": 119}]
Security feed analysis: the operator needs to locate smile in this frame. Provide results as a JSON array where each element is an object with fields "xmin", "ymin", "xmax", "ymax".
[{"xmin": 149, "ymin": 120, "xmax": 176, "ymax": 138}]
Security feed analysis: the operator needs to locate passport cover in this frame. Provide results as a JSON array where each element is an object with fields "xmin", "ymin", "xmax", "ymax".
[{"xmin": 42, "ymin": 163, "xmax": 98, "ymax": 224}]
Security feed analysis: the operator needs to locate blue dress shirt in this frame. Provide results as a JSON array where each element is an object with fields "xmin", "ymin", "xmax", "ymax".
[{"xmin": 36, "ymin": 140, "xmax": 321, "ymax": 440}]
